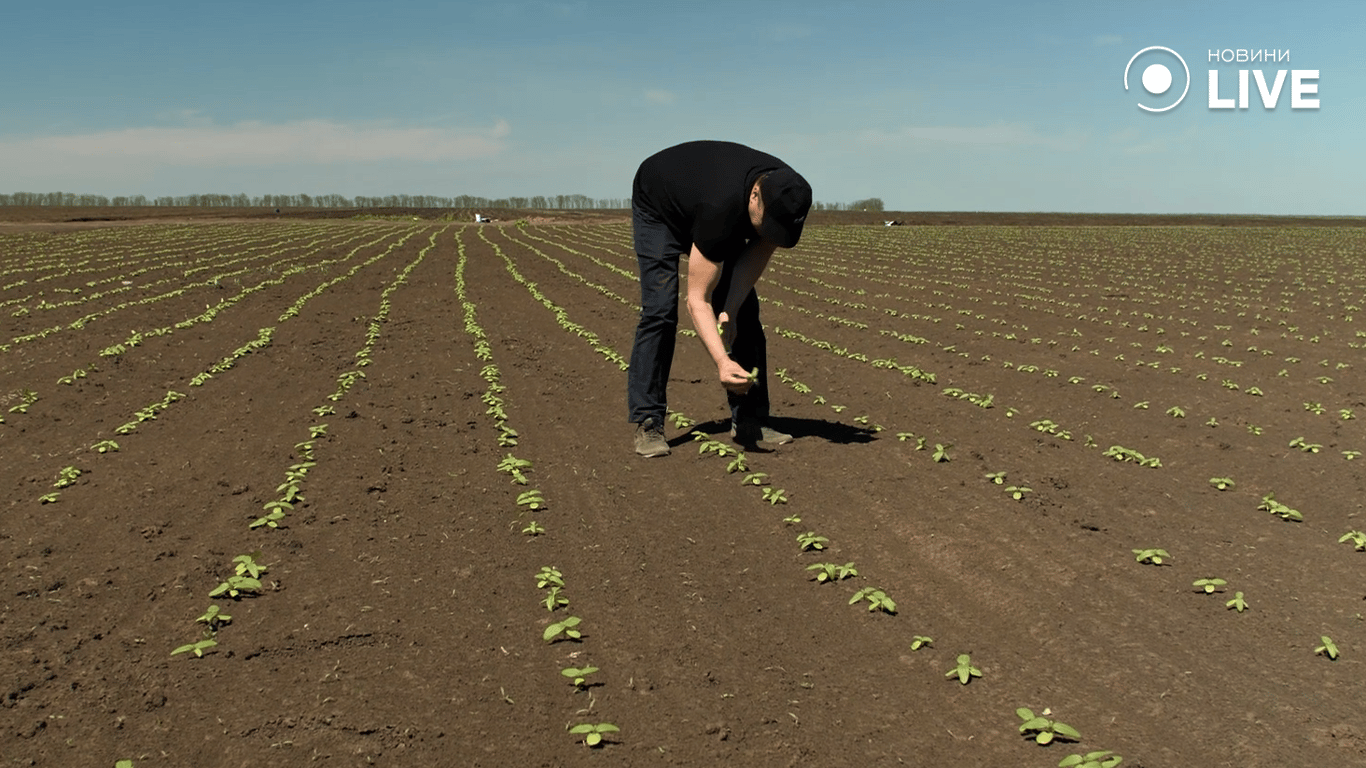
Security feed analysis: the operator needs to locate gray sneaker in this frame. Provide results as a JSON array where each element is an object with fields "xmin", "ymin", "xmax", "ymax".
[
  {"xmin": 731, "ymin": 420, "xmax": 793, "ymax": 445},
  {"xmin": 634, "ymin": 417, "xmax": 670, "ymax": 457}
]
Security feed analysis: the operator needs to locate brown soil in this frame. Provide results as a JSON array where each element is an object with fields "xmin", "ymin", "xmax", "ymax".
[{"xmin": 2, "ymin": 213, "xmax": 1364, "ymax": 768}]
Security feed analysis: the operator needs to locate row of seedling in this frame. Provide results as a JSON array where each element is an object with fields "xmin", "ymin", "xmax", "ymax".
[
  {"xmin": 482, "ymin": 227, "xmax": 628, "ymax": 371},
  {"xmin": 171, "ymin": 551, "xmax": 270, "ymax": 659},
  {"xmin": 175, "ymin": 230, "xmax": 434, "ymax": 657},
  {"xmin": 459, "ymin": 230, "xmax": 620, "ymax": 747},
  {"xmin": 535, "ymin": 566, "xmax": 619, "ymax": 747},
  {"xmin": 253, "ymin": 228, "xmax": 443, "ymax": 530}
]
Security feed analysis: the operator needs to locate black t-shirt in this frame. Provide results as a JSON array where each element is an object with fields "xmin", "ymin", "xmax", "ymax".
[{"xmin": 632, "ymin": 140, "xmax": 790, "ymax": 263}]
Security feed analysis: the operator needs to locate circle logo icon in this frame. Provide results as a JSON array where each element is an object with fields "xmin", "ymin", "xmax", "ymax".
[{"xmin": 1124, "ymin": 46, "xmax": 1189, "ymax": 112}]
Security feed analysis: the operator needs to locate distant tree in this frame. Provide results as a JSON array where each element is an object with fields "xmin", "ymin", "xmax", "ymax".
[{"xmin": 851, "ymin": 197, "xmax": 885, "ymax": 212}]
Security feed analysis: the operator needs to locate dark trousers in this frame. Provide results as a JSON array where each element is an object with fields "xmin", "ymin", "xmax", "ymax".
[{"xmin": 627, "ymin": 209, "xmax": 769, "ymax": 425}]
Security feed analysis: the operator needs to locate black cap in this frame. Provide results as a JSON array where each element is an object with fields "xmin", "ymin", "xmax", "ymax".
[{"xmin": 758, "ymin": 167, "xmax": 812, "ymax": 248}]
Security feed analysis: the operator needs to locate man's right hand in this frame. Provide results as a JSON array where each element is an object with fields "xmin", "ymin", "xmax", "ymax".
[{"xmin": 719, "ymin": 359, "xmax": 755, "ymax": 394}]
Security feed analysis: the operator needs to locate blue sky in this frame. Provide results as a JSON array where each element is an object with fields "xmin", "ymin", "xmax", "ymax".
[{"xmin": 1, "ymin": 0, "xmax": 1360, "ymax": 213}]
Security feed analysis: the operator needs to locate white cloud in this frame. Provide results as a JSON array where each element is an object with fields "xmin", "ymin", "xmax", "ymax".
[
  {"xmin": 644, "ymin": 89, "xmax": 676, "ymax": 105},
  {"xmin": 0, "ymin": 118, "xmax": 511, "ymax": 171}
]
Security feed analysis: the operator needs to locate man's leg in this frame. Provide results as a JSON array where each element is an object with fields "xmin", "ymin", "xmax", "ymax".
[
  {"xmin": 627, "ymin": 249, "xmax": 679, "ymax": 426},
  {"xmin": 710, "ymin": 262, "xmax": 787, "ymax": 443}
]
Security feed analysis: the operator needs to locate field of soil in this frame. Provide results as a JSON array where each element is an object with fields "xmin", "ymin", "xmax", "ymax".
[{"xmin": 2, "ymin": 211, "xmax": 1364, "ymax": 768}]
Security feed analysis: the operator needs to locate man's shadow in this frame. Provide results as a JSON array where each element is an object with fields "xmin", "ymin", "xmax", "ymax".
[{"xmin": 671, "ymin": 416, "xmax": 878, "ymax": 452}]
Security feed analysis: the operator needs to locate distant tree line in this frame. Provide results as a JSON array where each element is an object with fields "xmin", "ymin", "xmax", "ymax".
[
  {"xmin": 0, "ymin": 191, "xmax": 884, "ymax": 211},
  {"xmin": 0, "ymin": 191, "xmax": 625, "ymax": 209},
  {"xmin": 813, "ymin": 197, "xmax": 884, "ymax": 212}
]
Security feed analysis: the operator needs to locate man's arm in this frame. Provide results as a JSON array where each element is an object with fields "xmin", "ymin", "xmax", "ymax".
[
  {"xmin": 718, "ymin": 238, "xmax": 777, "ymax": 321},
  {"xmin": 684, "ymin": 245, "xmax": 757, "ymax": 392}
]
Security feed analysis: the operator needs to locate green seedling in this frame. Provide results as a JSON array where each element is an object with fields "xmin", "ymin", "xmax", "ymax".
[
  {"xmin": 170, "ymin": 638, "xmax": 218, "ymax": 658},
  {"xmin": 1209, "ymin": 477, "xmax": 1235, "ymax": 490},
  {"xmin": 309, "ymin": 423, "xmax": 328, "ymax": 438},
  {"xmin": 522, "ymin": 520, "xmax": 545, "ymax": 536},
  {"xmin": 762, "ymin": 487, "xmax": 789, "ymax": 505},
  {"xmin": 984, "ymin": 471, "xmax": 1006, "ymax": 484},
  {"xmin": 849, "ymin": 587, "xmax": 896, "ymax": 614},
  {"xmin": 543, "ymin": 585, "xmax": 569, "ymax": 611},
  {"xmin": 782, "ymin": 514, "xmax": 801, "ymax": 524},
  {"xmin": 726, "ymin": 453, "xmax": 748, "ymax": 474},
  {"xmin": 1004, "ymin": 485, "xmax": 1032, "ymax": 500},
  {"xmin": 195, "ymin": 604, "xmax": 232, "ymax": 629},
  {"xmin": 39, "ymin": 492, "xmax": 60, "ymax": 504},
  {"xmin": 251, "ymin": 509, "xmax": 286, "ymax": 529},
  {"xmin": 1247, "ymin": 424, "xmax": 1263, "ymax": 435},
  {"xmin": 1132, "ymin": 401, "xmax": 1149, "ymax": 410},
  {"xmin": 897, "ymin": 432, "xmax": 916, "ymax": 442},
  {"xmin": 53, "ymin": 466, "xmax": 81, "ymax": 488},
  {"xmin": 535, "ymin": 566, "xmax": 564, "ymax": 589},
  {"xmin": 1287, "ymin": 435, "xmax": 1324, "ymax": 453},
  {"xmin": 497, "ymin": 454, "xmax": 533, "ymax": 484},
  {"xmin": 910, "ymin": 636, "xmax": 933, "ymax": 651},
  {"xmin": 746, "ymin": 366, "xmax": 759, "ymax": 383},
  {"xmin": 1205, "ymin": 417, "xmax": 1218, "ymax": 427},
  {"xmin": 91, "ymin": 439, "xmax": 119, "ymax": 454},
  {"xmin": 116, "ymin": 760, "xmax": 134, "ymax": 768},
  {"xmin": 806, "ymin": 562, "xmax": 857, "ymax": 583},
  {"xmin": 517, "ymin": 489, "xmax": 546, "ymax": 510},
  {"xmin": 251, "ymin": 500, "xmax": 292, "ymax": 529},
  {"xmin": 1315, "ymin": 636, "xmax": 1339, "ymax": 660},
  {"xmin": 796, "ymin": 532, "xmax": 829, "ymax": 551},
  {"xmin": 946, "ymin": 654, "xmax": 982, "ymax": 685},
  {"xmin": 276, "ymin": 483, "xmax": 303, "ymax": 503},
  {"xmin": 568, "ymin": 722, "xmax": 619, "ymax": 747},
  {"xmin": 543, "ymin": 616, "xmax": 583, "ymax": 643},
  {"xmin": 561, "ymin": 666, "xmax": 598, "ymax": 690},
  {"xmin": 1058, "ymin": 750, "xmax": 1123, "ymax": 768},
  {"xmin": 1193, "ymin": 577, "xmax": 1227, "ymax": 594},
  {"xmin": 1339, "ymin": 530, "xmax": 1366, "ymax": 551},
  {"xmin": 1344, "ymin": 450, "xmax": 1363, "ymax": 460},
  {"xmin": 1305, "ymin": 402, "xmax": 1326, "ymax": 415},
  {"xmin": 932, "ymin": 443, "xmax": 952, "ymax": 462},
  {"xmin": 1257, "ymin": 492, "xmax": 1302, "ymax": 522},
  {"xmin": 1031, "ymin": 419, "xmax": 1059, "ymax": 435},
  {"xmin": 233, "ymin": 552, "xmax": 267, "ymax": 579},
  {"xmin": 1226, "ymin": 592, "xmax": 1249, "ymax": 612},
  {"xmin": 312, "ymin": 405, "xmax": 335, "ymax": 416},
  {"xmin": 1017, "ymin": 707, "xmax": 1081, "ymax": 745},
  {"xmin": 668, "ymin": 411, "xmax": 695, "ymax": 429},
  {"xmin": 1132, "ymin": 548, "xmax": 1170, "ymax": 565},
  {"xmin": 697, "ymin": 438, "xmax": 734, "ymax": 457},
  {"xmin": 286, "ymin": 461, "xmax": 315, "ymax": 478},
  {"xmin": 741, "ymin": 472, "xmax": 768, "ymax": 486},
  {"xmin": 209, "ymin": 575, "xmax": 262, "ymax": 599}
]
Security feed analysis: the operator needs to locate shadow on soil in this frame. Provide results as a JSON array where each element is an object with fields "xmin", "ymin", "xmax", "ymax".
[{"xmin": 683, "ymin": 417, "xmax": 879, "ymax": 449}]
